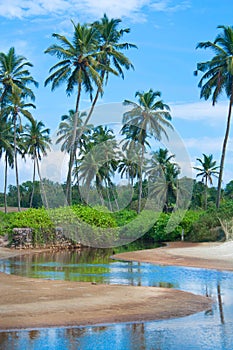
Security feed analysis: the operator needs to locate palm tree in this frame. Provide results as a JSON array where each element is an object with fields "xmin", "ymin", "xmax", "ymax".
[
  {"xmin": 118, "ymin": 147, "xmax": 140, "ymax": 186},
  {"xmin": 122, "ymin": 89, "xmax": 173, "ymax": 212},
  {"xmin": 91, "ymin": 126, "xmax": 119, "ymax": 210},
  {"xmin": 56, "ymin": 109, "xmax": 93, "ymax": 202},
  {"xmin": 56, "ymin": 110, "xmax": 91, "ymax": 154},
  {"xmin": 195, "ymin": 25, "xmax": 233, "ymax": 208},
  {"xmin": 193, "ymin": 154, "xmax": 219, "ymax": 210},
  {"xmin": 84, "ymin": 14, "xmax": 136, "ymax": 126},
  {"xmin": 23, "ymin": 119, "xmax": 51, "ymax": 207},
  {"xmin": 0, "ymin": 47, "xmax": 38, "ymax": 105},
  {"xmin": 148, "ymin": 148, "xmax": 180, "ymax": 211},
  {"xmin": 4, "ymin": 92, "xmax": 35, "ymax": 211},
  {"xmin": 0, "ymin": 118, "xmax": 14, "ymax": 212},
  {"xmin": 74, "ymin": 125, "xmax": 119, "ymax": 208},
  {"xmin": 76, "ymin": 145, "xmax": 105, "ymax": 205},
  {"xmin": 44, "ymin": 22, "xmax": 111, "ymax": 203}
]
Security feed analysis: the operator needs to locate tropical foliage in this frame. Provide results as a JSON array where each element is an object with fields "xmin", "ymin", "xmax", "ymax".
[{"xmin": 0, "ymin": 18, "xmax": 233, "ymax": 245}]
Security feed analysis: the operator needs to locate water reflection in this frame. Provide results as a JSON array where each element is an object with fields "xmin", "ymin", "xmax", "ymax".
[
  {"xmin": 217, "ymin": 283, "xmax": 225, "ymax": 324},
  {"xmin": 0, "ymin": 248, "xmax": 233, "ymax": 349}
]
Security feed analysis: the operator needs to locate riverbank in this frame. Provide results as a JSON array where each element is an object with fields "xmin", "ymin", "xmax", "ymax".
[
  {"xmin": 0, "ymin": 242, "xmax": 227, "ymax": 330},
  {"xmin": 114, "ymin": 241, "xmax": 233, "ymax": 271}
]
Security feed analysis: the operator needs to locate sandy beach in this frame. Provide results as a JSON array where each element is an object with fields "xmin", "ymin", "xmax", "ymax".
[
  {"xmin": 1, "ymin": 241, "xmax": 232, "ymax": 330},
  {"xmin": 114, "ymin": 241, "xmax": 233, "ymax": 271}
]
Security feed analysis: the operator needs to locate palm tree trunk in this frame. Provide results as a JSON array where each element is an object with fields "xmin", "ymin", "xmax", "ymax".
[
  {"xmin": 30, "ymin": 158, "xmax": 36, "ymax": 208},
  {"xmin": 138, "ymin": 145, "xmax": 145, "ymax": 214},
  {"xmin": 84, "ymin": 88, "xmax": 101, "ymax": 129},
  {"xmin": 205, "ymin": 177, "xmax": 208, "ymax": 210},
  {"xmin": 66, "ymin": 82, "xmax": 82, "ymax": 205},
  {"xmin": 4, "ymin": 154, "xmax": 8, "ymax": 214},
  {"xmin": 216, "ymin": 91, "xmax": 233, "ymax": 208},
  {"xmin": 111, "ymin": 184, "xmax": 120, "ymax": 211},
  {"xmin": 81, "ymin": 71, "xmax": 104, "ymax": 130},
  {"xmin": 13, "ymin": 116, "xmax": 21, "ymax": 212},
  {"xmin": 36, "ymin": 155, "xmax": 49, "ymax": 208},
  {"xmin": 105, "ymin": 179, "xmax": 113, "ymax": 211}
]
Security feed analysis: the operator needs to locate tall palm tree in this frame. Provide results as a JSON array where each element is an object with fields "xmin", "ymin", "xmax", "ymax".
[
  {"xmin": 0, "ymin": 117, "xmax": 14, "ymax": 212},
  {"xmin": 44, "ymin": 22, "xmax": 111, "ymax": 203},
  {"xmin": 0, "ymin": 47, "xmax": 38, "ymax": 105},
  {"xmin": 122, "ymin": 89, "xmax": 173, "ymax": 213},
  {"xmin": 195, "ymin": 25, "xmax": 233, "ymax": 208},
  {"xmin": 193, "ymin": 154, "xmax": 219, "ymax": 210},
  {"xmin": 23, "ymin": 119, "xmax": 51, "ymax": 207},
  {"xmin": 5, "ymin": 92, "xmax": 35, "ymax": 211},
  {"xmin": 84, "ymin": 14, "xmax": 136, "ymax": 126}
]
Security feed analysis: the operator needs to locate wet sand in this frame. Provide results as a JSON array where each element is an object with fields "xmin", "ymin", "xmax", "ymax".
[{"xmin": 1, "ymin": 242, "xmax": 227, "ymax": 330}]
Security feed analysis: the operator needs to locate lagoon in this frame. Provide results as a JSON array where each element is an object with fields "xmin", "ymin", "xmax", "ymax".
[{"xmin": 0, "ymin": 248, "xmax": 233, "ymax": 349}]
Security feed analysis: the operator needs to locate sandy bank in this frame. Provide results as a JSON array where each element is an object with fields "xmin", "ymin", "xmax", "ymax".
[
  {"xmin": 113, "ymin": 242, "xmax": 233, "ymax": 271},
  {"xmin": 0, "ymin": 245, "xmax": 213, "ymax": 330}
]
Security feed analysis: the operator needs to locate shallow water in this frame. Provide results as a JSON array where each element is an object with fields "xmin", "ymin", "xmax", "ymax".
[{"xmin": 0, "ymin": 248, "xmax": 233, "ymax": 349}]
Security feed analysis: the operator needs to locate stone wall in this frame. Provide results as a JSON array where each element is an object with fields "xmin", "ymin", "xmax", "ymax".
[{"xmin": 10, "ymin": 227, "xmax": 82, "ymax": 250}]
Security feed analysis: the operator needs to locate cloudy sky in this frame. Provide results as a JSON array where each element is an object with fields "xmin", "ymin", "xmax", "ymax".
[{"xmin": 0, "ymin": 0, "xmax": 233, "ymax": 188}]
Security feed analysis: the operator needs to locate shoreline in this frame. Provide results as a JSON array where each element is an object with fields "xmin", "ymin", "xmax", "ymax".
[
  {"xmin": 113, "ymin": 241, "xmax": 233, "ymax": 271},
  {"xmin": 1, "ymin": 242, "xmax": 231, "ymax": 330}
]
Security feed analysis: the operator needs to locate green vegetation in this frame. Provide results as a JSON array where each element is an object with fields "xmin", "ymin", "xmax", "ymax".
[
  {"xmin": 0, "ymin": 205, "xmax": 117, "ymax": 246},
  {"xmin": 188, "ymin": 201, "xmax": 233, "ymax": 242}
]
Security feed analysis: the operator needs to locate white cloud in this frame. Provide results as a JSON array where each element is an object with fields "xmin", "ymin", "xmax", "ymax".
[
  {"xmin": 0, "ymin": 0, "xmax": 190, "ymax": 21},
  {"xmin": 170, "ymin": 100, "xmax": 229, "ymax": 125},
  {"xmin": 151, "ymin": 0, "xmax": 190, "ymax": 12}
]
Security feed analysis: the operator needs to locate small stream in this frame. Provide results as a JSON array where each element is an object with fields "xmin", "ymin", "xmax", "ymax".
[{"xmin": 0, "ymin": 248, "xmax": 233, "ymax": 349}]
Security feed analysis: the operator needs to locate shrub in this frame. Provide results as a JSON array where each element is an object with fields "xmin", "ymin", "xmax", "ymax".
[
  {"xmin": 151, "ymin": 210, "xmax": 203, "ymax": 242},
  {"xmin": 188, "ymin": 202, "xmax": 233, "ymax": 242},
  {"xmin": 0, "ymin": 205, "xmax": 118, "ymax": 246},
  {"xmin": 111, "ymin": 209, "xmax": 137, "ymax": 226}
]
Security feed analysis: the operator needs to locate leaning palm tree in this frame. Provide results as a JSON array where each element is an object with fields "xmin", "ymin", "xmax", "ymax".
[
  {"xmin": 23, "ymin": 119, "xmax": 51, "ymax": 207},
  {"xmin": 44, "ymin": 22, "xmax": 112, "ymax": 203},
  {"xmin": 4, "ymin": 92, "xmax": 35, "ymax": 211},
  {"xmin": 195, "ymin": 25, "xmax": 233, "ymax": 208},
  {"xmin": 0, "ymin": 47, "xmax": 38, "ymax": 106},
  {"xmin": 122, "ymin": 89, "xmax": 173, "ymax": 213},
  {"xmin": 193, "ymin": 154, "xmax": 219, "ymax": 210}
]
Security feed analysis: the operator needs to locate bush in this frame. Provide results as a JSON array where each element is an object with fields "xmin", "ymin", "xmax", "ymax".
[
  {"xmin": 0, "ymin": 205, "xmax": 119, "ymax": 247},
  {"xmin": 151, "ymin": 210, "xmax": 203, "ymax": 242},
  {"xmin": 1, "ymin": 208, "xmax": 55, "ymax": 245},
  {"xmin": 111, "ymin": 209, "xmax": 137, "ymax": 226},
  {"xmin": 188, "ymin": 201, "xmax": 233, "ymax": 242}
]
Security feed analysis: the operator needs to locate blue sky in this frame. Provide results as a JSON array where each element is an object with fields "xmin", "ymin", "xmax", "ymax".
[{"xmin": 0, "ymin": 0, "xmax": 233, "ymax": 189}]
